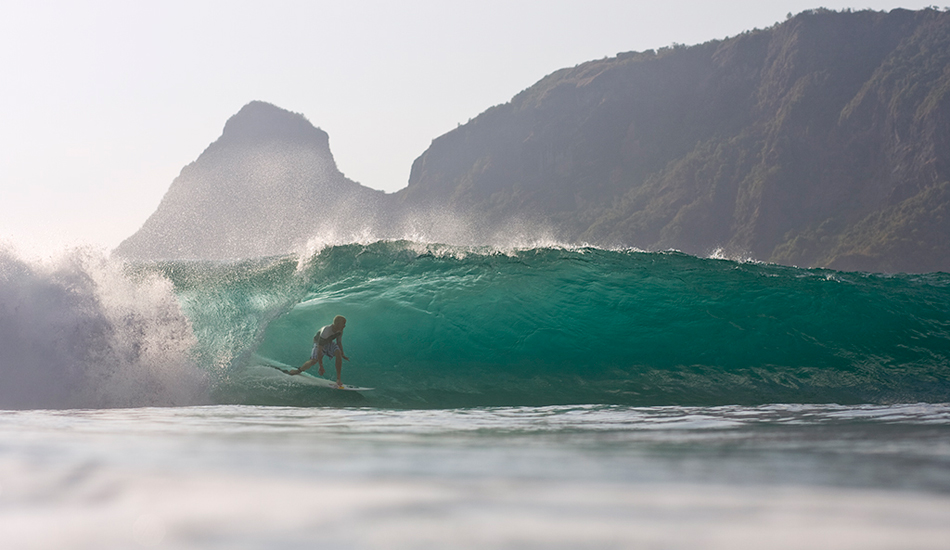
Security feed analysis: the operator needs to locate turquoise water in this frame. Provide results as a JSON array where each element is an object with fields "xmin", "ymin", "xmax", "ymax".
[{"xmin": 157, "ymin": 241, "xmax": 950, "ymax": 408}]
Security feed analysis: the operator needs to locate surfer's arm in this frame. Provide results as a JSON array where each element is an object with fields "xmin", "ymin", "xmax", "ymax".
[
  {"xmin": 337, "ymin": 335, "xmax": 349, "ymax": 360},
  {"xmin": 336, "ymin": 340, "xmax": 350, "ymax": 361}
]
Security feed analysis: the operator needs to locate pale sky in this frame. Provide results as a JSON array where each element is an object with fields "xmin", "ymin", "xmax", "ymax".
[{"xmin": 0, "ymin": 1, "xmax": 942, "ymax": 250}]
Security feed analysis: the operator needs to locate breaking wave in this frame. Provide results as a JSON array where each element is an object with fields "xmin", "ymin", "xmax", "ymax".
[{"xmin": 3, "ymin": 240, "xmax": 949, "ymax": 409}]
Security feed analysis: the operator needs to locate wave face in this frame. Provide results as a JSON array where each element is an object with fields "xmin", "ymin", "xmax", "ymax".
[{"xmin": 147, "ymin": 241, "xmax": 950, "ymax": 408}]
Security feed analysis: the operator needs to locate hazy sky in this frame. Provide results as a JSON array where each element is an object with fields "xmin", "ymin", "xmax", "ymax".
[{"xmin": 0, "ymin": 1, "xmax": 942, "ymax": 250}]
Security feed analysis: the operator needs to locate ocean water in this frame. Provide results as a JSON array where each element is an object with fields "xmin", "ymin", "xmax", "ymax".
[
  {"xmin": 2, "ymin": 404, "xmax": 950, "ymax": 549},
  {"xmin": 1, "ymin": 241, "xmax": 950, "ymax": 548}
]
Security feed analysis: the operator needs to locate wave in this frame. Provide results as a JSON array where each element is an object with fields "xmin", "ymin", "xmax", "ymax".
[
  {"xmin": 165, "ymin": 241, "xmax": 950, "ymax": 408},
  {"xmin": 3, "ymin": 240, "xmax": 949, "ymax": 409}
]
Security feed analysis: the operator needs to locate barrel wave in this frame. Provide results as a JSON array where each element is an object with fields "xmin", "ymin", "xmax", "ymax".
[{"xmin": 150, "ymin": 241, "xmax": 950, "ymax": 408}]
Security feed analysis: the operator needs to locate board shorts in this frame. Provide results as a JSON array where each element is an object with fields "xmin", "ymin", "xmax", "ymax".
[{"xmin": 311, "ymin": 341, "xmax": 340, "ymax": 360}]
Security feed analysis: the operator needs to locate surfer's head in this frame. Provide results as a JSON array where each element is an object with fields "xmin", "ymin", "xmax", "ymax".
[{"xmin": 333, "ymin": 315, "xmax": 346, "ymax": 330}]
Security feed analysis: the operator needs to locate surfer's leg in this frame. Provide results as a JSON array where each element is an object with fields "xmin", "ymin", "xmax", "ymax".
[
  {"xmin": 322, "ymin": 342, "xmax": 340, "ymax": 379},
  {"xmin": 334, "ymin": 348, "xmax": 343, "ymax": 385},
  {"xmin": 290, "ymin": 358, "xmax": 317, "ymax": 375}
]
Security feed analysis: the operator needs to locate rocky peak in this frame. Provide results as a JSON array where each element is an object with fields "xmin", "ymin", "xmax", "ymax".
[{"xmin": 218, "ymin": 101, "xmax": 329, "ymax": 147}]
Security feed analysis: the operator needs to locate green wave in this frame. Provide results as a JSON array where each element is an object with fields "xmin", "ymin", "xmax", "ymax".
[{"xmin": 153, "ymin": 241, "xmax": 950, "ymax": 408}]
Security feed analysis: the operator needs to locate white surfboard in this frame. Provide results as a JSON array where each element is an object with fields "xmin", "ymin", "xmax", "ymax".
[{"xmin": 263, "ymin": 365, "xmax": 374, "ymax": 391}]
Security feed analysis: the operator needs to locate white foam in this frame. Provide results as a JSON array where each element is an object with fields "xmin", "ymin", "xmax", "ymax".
[{"xmin": 0, "ymin": 246, "xmax": 209, "ymax": 409}]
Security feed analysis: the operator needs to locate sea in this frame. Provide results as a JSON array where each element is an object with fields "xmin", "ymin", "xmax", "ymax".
[{"xmin": 1, "ymin": 240, "xmax": 949, "ymax": 549}]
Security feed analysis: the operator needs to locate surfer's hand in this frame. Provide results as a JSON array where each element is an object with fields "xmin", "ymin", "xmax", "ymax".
[
  {"xmin": 318, "ymin": 365, "xmax": 325, "ymax": 376},
  {"xmin": 343, "ymin": 355, "xmax": 350, "ymax": 361}
]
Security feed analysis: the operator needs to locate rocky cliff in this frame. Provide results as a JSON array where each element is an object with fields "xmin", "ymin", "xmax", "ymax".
[{"xmin": 396, "ymin": 8, "xmax": 950, "ymax": 272}]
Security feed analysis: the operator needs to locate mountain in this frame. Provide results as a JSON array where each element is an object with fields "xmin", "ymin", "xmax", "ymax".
[
  {"xmin": 395, "ymin": 8, "xmax": 950, "ymax": 273},
  {"xmin": 114, "ymin": 101, "xmax": 387, "ymax": 259},
  {"xmin": 119, "ymin": 9, "xmax": 950, "ymax": 273}
]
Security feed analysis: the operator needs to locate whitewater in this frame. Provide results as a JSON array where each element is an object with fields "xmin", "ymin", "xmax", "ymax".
[{"xmin": 2, "ymin": 240, "xmax": 950, "ymax": 548}]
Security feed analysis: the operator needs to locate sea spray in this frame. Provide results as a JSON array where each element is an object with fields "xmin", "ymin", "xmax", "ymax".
[{"xmin": 0, "ymin": 246, "xmax": 208, "ymax": 409}]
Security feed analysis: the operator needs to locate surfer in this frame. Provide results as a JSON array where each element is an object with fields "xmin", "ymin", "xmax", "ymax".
[{"xmin": 287, "ymin": 315, "xmax": 349, "ymax": 387}]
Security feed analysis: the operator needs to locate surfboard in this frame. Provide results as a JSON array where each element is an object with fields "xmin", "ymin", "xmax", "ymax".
[{"xmin": 265, "ymin": 365, "xmax": 374, "ymax": 391}]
